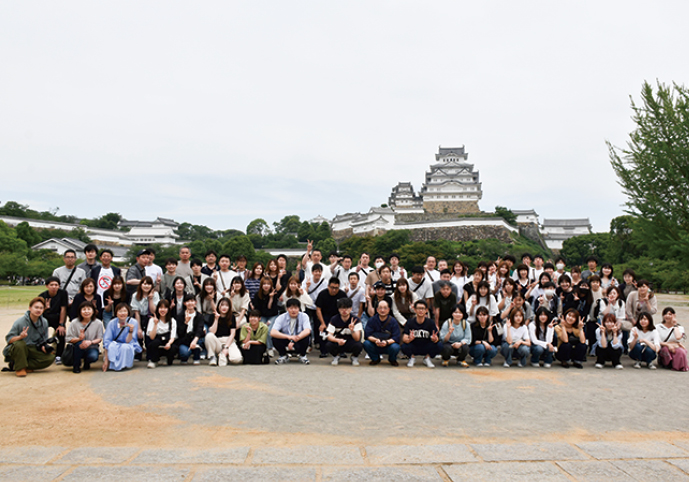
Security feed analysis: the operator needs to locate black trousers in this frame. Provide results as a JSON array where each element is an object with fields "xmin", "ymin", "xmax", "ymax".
[
  {"xmin": 145, "ymin": 335, "xmax": 178, "ymax": 364},
  {"xmin": 46, "ymin": 316, "xmax": 66, "ymax": 357},
  {"xmin": 596, "ymin": 345, "xmax": 622, "ymax": 366},
  {"xmin": 273, "ymin": 337, "xmax": 309, "ymax": 357},
  {"xmin": 241, "ymin": 344, "xmax": 266, "ymax": 365},
  {"xmin": 556, "ymin": 341, "xmax": 587, "ymax": 363},
  {"xmin": 441, "ymin": 342, "xmax": 469, "ymax": 361},
  {"xmin": 326, "ymin": 339, "xmax": 363, "ymax": 357}
]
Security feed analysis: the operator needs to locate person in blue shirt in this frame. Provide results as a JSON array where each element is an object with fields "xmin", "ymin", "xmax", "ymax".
[
  {"xmin": 363, "ymin": 300, "xmax": 401, "ymax": 366},
  {"xmin": 271, "ymin": 298, "xmax": 312, "ymax": 365}
]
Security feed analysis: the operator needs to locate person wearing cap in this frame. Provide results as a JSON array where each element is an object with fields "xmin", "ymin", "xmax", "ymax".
[
  {"xmin": 366, "ymin": 281, "xmax": 393, "ymax": 319},
  {"xmin": 325, "ymin": 298, "xmax": 363, "ymax": 366},
  {"xmin": 77, "ymin": 244, "xmax": 101, "ymax": 279},
  {"xmin": 126, "ymin": 249, "xmax": 151, "ymax": 296}
]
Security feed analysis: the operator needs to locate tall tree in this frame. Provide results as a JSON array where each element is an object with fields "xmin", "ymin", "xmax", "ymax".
[{"xmin": 608, "ymin": 81, "xmax": 689, "ymax": 261}]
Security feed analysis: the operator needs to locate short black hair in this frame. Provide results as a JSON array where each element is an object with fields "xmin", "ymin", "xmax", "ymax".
[
  {"xmin": 411, "ymin": 266, "xmax": 424, "ymax": 275},
  {"xmin": 100, "ymin": 248, "xmax": 114, "ymax": 257},
  {"xmin": 205, "ymin": 250, "xmax": 218, "ymax": 258},
  {"xmin": 312, "ymin": 263, "xmax": 323, "ymax": 272},
  {"xmin": 328, "ymin": 277, "xmax": 340, "ymax": 286},
  {"xmin": 46, "ymin": 276, "xmax": 61, "ymax": 285},
  {"xmin": 64, "ymin": 249, "xmax": 76, "ymax": 256},
  {"xmin": 84, "ymin": 243, "xmax": 98, "ymax": 254},
  {"xmin": 190, "ymin": 258, "xmax": 203, "ymax": 268},
  {"xmin": 285, "ymin": 298, "xmax": 301, "ymax": 309},
  {"xmin": 248, "ymin": 309, "xmax": 261, "ymax": 319},
  {"xmin": 503, "ymin": 254, "xmax": 516, "ymax": 263},
  {"xmin": 337, "ymin": 298, "xmax": 353, "ymax": 309},
  {"xmin": 165, "ymin": 257, "xmax": 178, "ymax": 266}
]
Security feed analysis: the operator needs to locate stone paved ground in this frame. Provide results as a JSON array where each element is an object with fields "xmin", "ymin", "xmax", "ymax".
[
  {"xmin": 3, "ymin": 443, "xmax": 689, "ymax": 481},
  {"xmin": 2, "ymin": 294, "xmax": 689, "ymax": 481}
]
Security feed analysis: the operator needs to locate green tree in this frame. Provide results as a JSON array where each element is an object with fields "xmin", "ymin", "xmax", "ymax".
[
  {"xmin": 246, "ymin": 218, "xmax": 270, "ymax": 236},
  {"xmin": 273, "ymin": 215, "xmax": 301, "ymax": 235},
  {"xmin": 222, "ymin": 235, "xmax": 256, "ymax": 263},
  {"xmin": 560, "ymin": 233, "xmax": 611, "ymax": 266},
  {"xmin": 494, "ymin": 206, "xmax": 517, "ymax": 226},
  {"xmin": 15, "ymin": 222, "xmax": 41, "ymax": 247},
  {"xmin": 608, "ymin": 81, "xmax": 689, "ymax": 262}
]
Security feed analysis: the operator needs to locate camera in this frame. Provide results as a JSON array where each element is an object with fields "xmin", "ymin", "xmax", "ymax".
[{"xmin": 38, "ymin": 337, "xmax": 57, "ymax": 354}]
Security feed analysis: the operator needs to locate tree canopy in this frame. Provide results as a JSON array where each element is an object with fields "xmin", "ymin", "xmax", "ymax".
[{"xmin": 608, "ymin": 81, "xmax": 689, "ymax": 262}]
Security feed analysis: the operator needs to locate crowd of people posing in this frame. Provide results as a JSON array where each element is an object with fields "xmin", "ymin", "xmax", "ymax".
[{"xmin": 3, "ymin": 242, "xmax": 687, "ymax": 377}]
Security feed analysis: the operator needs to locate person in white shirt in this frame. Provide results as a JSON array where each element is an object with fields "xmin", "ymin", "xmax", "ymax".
[
  {"xmin": 502, "ymin": 309, "xmax": 530, "ymax": 367},
  {"xmin": 145, "ymin": 248, "xmax": 164, "ymax": 290},
  {"xmin": 628, "ymin": 312, "xmax": 659, "ymax": 369},
  {"xmin": 337, "ymin": 255, "xmax": 357, "ymax": 289},
  {"xmin": 345, "ymin": 272, "xmax": 366, "ymax": 318},
  {"xmin": 389, "ymin": 253, "xmax": 406, "ymax": 281},
  {"xmin": 423, "ymin": 256, "xmax": 440, "ymax": 284},
  {"xmin": 176, "ymin": 246, "xmax": 193, "ymax": 279},
  {"xmin": 213, "ymin": 254, "xmax": 237, "ymax": 298},
  {"xmin": 301, "ymin": 240, "xmax": 331, "ymax": 281},
  {"xmin": 407, "ymin": 266, "xmax": 434, "ymax": 307},
  {"xmin": 356, "ymin": 252, "xmax": 374, "ymax": 282},
  {"xmin": 529, "ymin": 307, "xmax": 555, "ymax": 368},
  {"xmin": 595, "ymin": 313, "xmax": 624, "ymax": 369}
]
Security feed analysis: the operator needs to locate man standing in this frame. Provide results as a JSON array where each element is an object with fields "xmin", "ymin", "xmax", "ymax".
[
  {"xmin": 90, "ymin": 249, "xmax": 122, "ymax": 304},
  {"xmin": 423, "ymin": 256, "xmax": 441, "ymax": 284},
  {"xmin": 271, "ymin": 299, "xmax": 312, "ymax": 365},
  {"xmin": 176, "ymin": 246, "xmax": 193, "ymax": 279},
  {"xmin": 363, "ymin": 300, "xmax": 401, "ymax": 366},
  {"xmin": 52, "ymin": 249, "xmax": 86, "ymax": 304},
  {"xmin": 145, "ymin": 248, "xmax": 164, "ymax": 290},
  {"xmin": 77, "ymin": 244, "xmax": 101, "ymax": 279},
  {"xmin": 389, "ymin": 253, "xmax": 406, "ymax": 281},
  {"xmin": 301, "ymin": 240, "xmax": 331, "ymax": 280},
  {"xmin": 126, "ymin": 249, "xmax": 151, "ymax": 296},
  {"xmin": 407, "ymin": 266, "xmax": 434, "ymax": 307},
  {"xmin": 315, "ymin": 277, "xmax": 347, "ymax": 357},
  {"xmin": 202, "ymin": 250, "xmax": 220, "ymax": 276},
  {"xmin": 39, "ymin": 276, "xmax": 68, "ymax": 363},
  {"xmin": 401, "ymin": 301, "xmax": 442, "ymax": 368}
]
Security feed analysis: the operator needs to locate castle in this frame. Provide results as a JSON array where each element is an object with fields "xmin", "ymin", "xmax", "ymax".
[{"xmin": 330, "ymin": 146, "xmax": 591, "ymax": 250}]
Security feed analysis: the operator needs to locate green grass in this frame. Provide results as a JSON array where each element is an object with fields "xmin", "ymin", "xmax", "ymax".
[{"xmin": 0, "ymin": 286, "xmax": 45, "ymax": 310}]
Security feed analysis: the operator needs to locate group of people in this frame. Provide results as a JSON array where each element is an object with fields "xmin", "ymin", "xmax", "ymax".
[{"xmin": 3, "ymin": 243, "xmax": 687, "ymax": 376}]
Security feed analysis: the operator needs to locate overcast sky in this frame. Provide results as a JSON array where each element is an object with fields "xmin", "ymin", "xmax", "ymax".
[{"xmin": 1, "ymin": 1, "xmax": 687, "ymax": 234}]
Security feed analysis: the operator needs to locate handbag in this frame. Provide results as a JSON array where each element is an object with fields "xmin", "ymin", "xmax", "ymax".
[{"xmin": 62, "ymin": 320, "xmax": 93, "ymax": 366}]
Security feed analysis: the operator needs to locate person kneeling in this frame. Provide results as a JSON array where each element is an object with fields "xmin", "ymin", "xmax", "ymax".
[
  {"xmin": 595, "ymin": 313, "xmax": 624, "ymax": 369},
  {"xmin": 401, "ymin": 301, "xmax": 442, "ymax": 368},
  {"xmin": 439, "ymin": 304, "xmax": 471, "ymax": 368},
  {"xmin": 240, "ymin": 310, "xmax": 268, "ymax": 364},
  {"xmin": 4, "ymin": 297, "xmax": 55, "ymax": 377},
  {"xmin": 363, "ymin": 300, "xmax": 401, "ymax": 366},
  {"xmin": 66, "ymin": 301, "xmax": 104, "ymax": 373},
  {"xmin": 102, "ymin": 304, "xmax": 141, "ymax": 371},
  {"xmin": 271, "ymin": 299, "xmax": 312, "ymax": 365},
  {"xmin": 173, "ymin": 294, "xmax": 205, "ymax": 365},
  {"xmin": 325, "ymin": 298, "xmax": 363, "ymax": 366},
  {"xmin": 501, "ymin": 309, "xmax": 531, "ymax": 368}
]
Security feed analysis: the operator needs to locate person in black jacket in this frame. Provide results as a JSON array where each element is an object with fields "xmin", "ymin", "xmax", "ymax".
[{"xmin": 173, "ymin": 294, "xmax": 205, "ymax": 364}]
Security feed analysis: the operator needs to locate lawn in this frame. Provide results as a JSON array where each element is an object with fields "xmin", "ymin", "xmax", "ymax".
[{"xmin": 0, "ymin": 286, "xmax": 45, "ymax": 310}]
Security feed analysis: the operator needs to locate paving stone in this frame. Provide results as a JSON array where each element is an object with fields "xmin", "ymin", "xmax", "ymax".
[
  {"xmin": 668, "ymin": 459, "xmax": 689, "ymax": 476},
  {"xmin": 61, "ymin": 466, "xmax": 189, "ymax": 482},
  {"xmin": 556, "ymin": 461, "xmax": 635, "ymax": 481},
  {"xmin": 323, "ymin": 466, "xmax": 442, "ymax": 482},
  {"xmin": 469, "ymin": 442, "xmax": 586, "ymax": 462},
  {"xmin": 192, "ymin": 467, "xmax": 317, "ymax": 481},
  {"xmin": 576, "ymin": 441, "xmax": 688, "ymax": 460},
  {"xmin": 251, "ymin": 445, "xmax": 363, "ymax": 465},
  {"xmin": 611, "ymin": 459, "xmax": 689, "ymax": 481},
  {"xmin": 56, "ymin": 447, "xmax": 139, "ymax": 464},
  {"xmin": 0, "ymin": 446, "xmax": 65, "ymax": 464},
  {"xmin": 0, "ymin": 465, "xmax": 69, "ymax": 482},
  {"xmin": 672, "ymin": 442, "xmax": 689, "ymax": 454},
  {"xmin": 365, "ymin": 444, "xmax": 477, "ymax": 464},
  {"xmin": 443, "ymin": 462, "xmax": 569, "ymax": 482},
  {"xmin": 133, "ymin": 447, "xmax": 249, "ymax": 464}
]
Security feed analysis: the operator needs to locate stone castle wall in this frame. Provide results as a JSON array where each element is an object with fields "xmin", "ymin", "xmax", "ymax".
[
  {"xmin": 423, "ymin": 200, "xmax": 480, "ymax": 214},
  {"xmin": 333, "ymin": 225, "xmax": 514, "ymax": 244}
]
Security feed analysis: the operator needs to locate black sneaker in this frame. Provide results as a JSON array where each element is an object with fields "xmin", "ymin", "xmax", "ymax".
[{"xmin": 573, "ymin": 361, "xmax": 583, "ymax": 369}]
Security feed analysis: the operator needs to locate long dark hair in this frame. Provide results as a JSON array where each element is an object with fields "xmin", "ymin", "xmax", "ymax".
[
  {"xmin": 136, "ymin": 276, "xmax": 155, "ymax": 300},
  {"xmin": 155, "ymin": 299, "xmax": 172, "ymax": 322},
  {"xmin": 535, "ymin": 307, "xmax": 552, "ymax": 339},
  {"xmin": 393, "ymin": 277, "xmax": 413, "ymax": 305},
  {"xmin": 106, "ymin": 275, "xmax": 126, "ymax": 300},
  {"xmin": 257, "ymin": 277, "xmax": 274, "ymax": 300},
  {"xmin": 636, "ymin": 311, "xmax": 655, "ymax": 332},
  {"xmin": 231, "ymin": 276, "xmax": 247, "ymax": 297},
  {"xmin": 216, "ymin": 297, "xmax": 234, "ymax": 329}
]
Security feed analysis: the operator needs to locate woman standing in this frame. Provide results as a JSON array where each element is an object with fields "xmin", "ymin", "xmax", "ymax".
[
  {"xmin": 252, "ymin": 277, "xmax": 279, "ymax": 356},
  {"xmin": 102, "ymin": 276, "xmax": 129, "ymax": 328},
  {"xmin": 245, "ymin": 262, "xmax": 265, "ymax": 300},
  {"xmin": 69, "ymin": 278, "xmax": 103, "ymax": 321},
  {"xmin": 229, "ymin": 276, "xmax": 251, "ymax": 328}
]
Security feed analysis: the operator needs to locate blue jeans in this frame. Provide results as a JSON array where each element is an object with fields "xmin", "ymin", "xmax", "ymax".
[
  {"xmin": 261, "ymin": 316, "xmax": 278, "ymax": 351},
  {"xmin": 363, "ymin": 340, "xmax": 400, "ymax": 363},
  {"xmin": 530, "ymin": 344, "xmax": 554, "ymax": 364},
  {"xmin": 73, "ymin": 345, "xmax": 99, "ymax": 369},
  {"xmin": 102, "ymin": 310, "xmax": 114, "ymax": 328},
  {"xmin": 178, "ymin": 344, "xmax": 201, "ymax": 362},
  {"xmin": 469, "ymin": 343, "xmax": 498, "ymax": 365},
  {"xmin": 502, "ymin": 342, "xmax": 530, "ymax": 365},
  {"xmin": 629, "ymin": 343, "xmax": 657, "ymax": 364}
]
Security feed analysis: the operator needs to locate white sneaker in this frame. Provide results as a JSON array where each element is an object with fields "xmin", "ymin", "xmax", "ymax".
[
  {"xmin": 503, "ymin": 362, "xmax": 510, "ymax": 368},
  {"xmin": 595, "ymin": 363, "xmax": 603, "ymax": 369},
  {"xmin": 351, "ymin": 356, "xmax": 359, "ymax": 366},
  {"xmin": 365, "ymin": 353, "xmax": 370, "ymax": 360},
  {"xmin": 55, "ymin": 356, "xmax": 62, "ymax": 365},
  {"xmin": 200, "ymin": 354, "xmax": 206, "ymax": 360},
  {"xmin": 331, "ymin": 356, "xmax": 340, "ymax": 366},
  {"xmin": 268, "ymin": 349, "xmax": 275, "ymax": 358},
  {"xmin": 147, "ymin": 361, "xmax": 156, "ymax": 369},
  {"xmin": 517, "ymin": 362, "xmax": 525, "ymax": 368},
  {"xmin": 633, "ymin": 362, "xmax": 641, "ymax": 369},
  {"xmin": 300, "ymin": 356, "xmax": 310, "ymax": 365},
  {"xmin": 209, "ymin": 356, "xmax": 218, "ymax": 366},
  {"xmin": 615, "ymin": 364, "xmax": 624, "ymax": 370},
  {"xmin": 423, "ymin": 357, "xmax": 435, "ymax": 368},
  {"xmin": 407, "ymin": 357, "xmax": 415, "ymax": 368},
  {"xmin": 649, "ymin": 363, "xmax": 657, "ymax": 370},
  {"xmin": 275, "ymin": 356, "xmax": 288, "ymax": 365},
  {"xmin": 193, "ymin": 360, "xmax": 201, "ymax": 365},
  {"xmin": 544, "ymin": 363, "xmax": 551, "ymax": 368},
  {"xmin": 476, "ymin": 362, "xmax": 484, "ymax": 367},
  {"xmin": 531, "ymin": 363, "xmax": 540, "ymax": 368}
]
